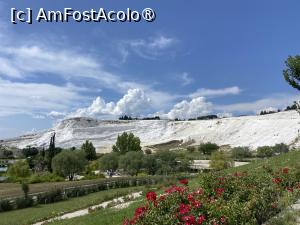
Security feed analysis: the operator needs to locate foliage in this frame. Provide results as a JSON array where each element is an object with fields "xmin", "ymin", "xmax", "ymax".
[
  {"xmin": 0, "ymin": 199, "xmax": 13, "ymax": 212},
  {"xmin": 124, "ymin": 167, "xmax": 300, "ymax": 225},
  {"xmin": 198, "ymin": 142, "xmax": 219, "ymax": 155},
  {"xmin": 99, "ymin": 152, "xmax": 119, "ymax": 176},
  {"xmin": 119, "ymin": 151, "xmax": 144, "ymax": 176},
  {"xmin": 142, "ymin": 154, "xmax": 159, "ymax": 175},
  {"xmin": 52, "ymin": 150, "xmax": 87, "ymax": 180},
  {"xmin": 0, "ymin": 148, "xmax": 14, "ymax": 159},
  {"xmin": 283, "ymin": 55, "xmax": 300, "ymax": 91},
  {"xmin": 22, "ymin": 146, "xmax": 39, "ymax": 158},
  {"xmin": 112, "ymin": 132, "xmax": 142, "ymax": 154},
  {"xmin": 21, "ymin": 182, "xmax": 29, "ymax": 198},
  {"xmin": 28, "ymin": 172, "xmax": 64, "ymax": 184},
  {"xmin": 187, "ymin": 146, "xmax": 196, "ymax": 153},
  {"xmin": 8, "ymin": 160, "xmax": 31, "ymax": 178},
  {"xmin": 272, "ymin": 143, "xmax": 289, "ymax": 154},
  {"xmin": 155, "ymin": 150, "xmax": 177, "ymax": 175},
  {"xmin": 210, "ymin": 151, "xmax": 233, "ymax": 170},
  {"xmin": 81, "ymin": 140, "xmax": 97, "ymax": 161},
  {"xmin": 231, "ymin": 147, "xmax": 252, "ymax": 160},
  {"xmin": 46, "ymin": 133, "xmax": 62, "ymax": 172},
  {"xmin": 257, "ymin": 146, "xmax": 275, "ymax": 158}
]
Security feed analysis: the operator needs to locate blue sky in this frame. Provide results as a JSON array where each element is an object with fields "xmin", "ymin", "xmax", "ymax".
[{"xmin": 0, "ymin": 0, "xmax": 300, "ymax": 139}]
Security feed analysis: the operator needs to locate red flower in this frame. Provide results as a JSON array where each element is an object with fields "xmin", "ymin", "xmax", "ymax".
[
  {"xmin": 146, "ymin": 191, "xmax": 157, "ymax": 202},
  {"xmin": 179, "ymin": 203, "xmax": 190, "ymax": 214},
  {"xmin": 159, "ymin": 195, "xmax": 166, "ymax": 201},
  {"xmin": 197, "ymin": 215, "xmax": 205, "ymax": 224},
  {"xmin": 283, "ymin": 167, "xmax": 289, "ymax": 174},
  {"xmin": 181, "ymin": 214, "xmax": 196, "ymax": 225},
  {"xmin": 134, "ymin": 206, "xmax": 147, "ymax": 219},
  {"xmin": 179, "ymin": 179, "xmax": 189, "ymax": 186},
  {"xmin": 192, "ymin": 200, "xmax": 201, "ymax": 208},
  {"xmin": 286, "ymin": 187, "xmax": 293, "ymax": 192},
  {"xmin": 215, "ymin": 188, "xmax": 225, "ymax": 197},
  {"xmin": 272, "ymin": 177, "xmax": 282, "ymax": 184},
  {"xmin": 187, "ymin": 194, "xmax": 194, "ymax": 202}
]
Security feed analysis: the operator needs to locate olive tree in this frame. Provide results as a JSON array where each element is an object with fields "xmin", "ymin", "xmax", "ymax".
[{"xmin": 52, "ymin": 150, "xmax": 87, "ymax": 180}]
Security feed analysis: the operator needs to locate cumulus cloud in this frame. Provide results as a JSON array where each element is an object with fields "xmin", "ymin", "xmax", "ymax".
[
  {"xmin": 70, "ymin": 89, "xmax": 151, "ymax": 118},
  {"xmin": 166, "ymin": 97, "xmax": 212, "ymax": 120},
  {"xmin": 189, "ymin": 86, "xmax": 241, "ymax": 98}
]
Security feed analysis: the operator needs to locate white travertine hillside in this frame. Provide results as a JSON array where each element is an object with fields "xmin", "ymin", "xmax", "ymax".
[{"xmin": 2, "ymin": 111, "xmax": 300, "ymax": 152}]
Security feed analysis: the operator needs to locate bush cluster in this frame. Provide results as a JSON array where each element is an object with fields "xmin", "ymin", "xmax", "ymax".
[{"xmin": 124, "ymin": 167, "xmax": 300, "ymax": 225}]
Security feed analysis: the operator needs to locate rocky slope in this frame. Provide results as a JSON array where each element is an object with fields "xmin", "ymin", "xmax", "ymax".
[{"xmin": 2, "ymin": 111, "xmax": 300, "ymax": 152}]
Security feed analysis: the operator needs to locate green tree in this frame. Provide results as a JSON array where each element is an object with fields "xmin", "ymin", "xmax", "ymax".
[
  {"xmin": 21, "ymin": 182, "xmax": 29, "ymax": 198},
  {"xmin": 209, "ymin": 151, "xmax": 233, "ymax": 170},
  {"xmin": 8, "ymin": 160, "xmax": 31, "ymax": 178},
  {"xmin": 112, "ymin": 132, "xmax": 142, "ymax": 154},
  {"xmin": 142, "ymin": 154, "xmax": 158, "ymax": 175},
  {"xmin": 256, "ymin": 146, "xmax": 274, "ymax": 158},
  {"xmin": 155, "ymin": 150, "xmax": 177, "ymax": 175},
  {"xmin": 46, "ymin": 133, "xmax": 56, "ymax": 172},
  {"xmin": 22, "ymin": 146, "xmax": 39, "ymax": 158},
  {"xmin": 198, "ymin": 142, "xmax": 219, "ymax": 155},
  {"xmin": 272, "ymin": 143, "xmax": 289, "ymax": 154},
  {"xmin": 231, "ymin": 147, "xmax": 252, "ymax": 160},
  {"xmin": 81, "ymin": 140, "xmax": 97, "ymax": 161},
  {"xmin": 283, "ymin": 55, "xmax": 300, "ymax": 91},
  {"xmin": 99, "ymin": 152, "xmax": 119, "ymax": 177},
  {"xmin": 52, "ymin": 150, "xmax": 87, "ymax": 181},
  {"xmin": 119, "ymin": 151, "xmax": 143, "ymax": 176}
]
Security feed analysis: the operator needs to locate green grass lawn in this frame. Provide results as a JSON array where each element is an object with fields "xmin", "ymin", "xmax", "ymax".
[
  {"xmin": 0, "ymin": 186, "xmax": 145, "ymax": 225},
  {"xmin": 48, "ymin": 151, "xmax": 300, "ymax": 225}
]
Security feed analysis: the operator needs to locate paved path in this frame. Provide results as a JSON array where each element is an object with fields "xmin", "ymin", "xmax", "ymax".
[{"xmin": 32, "ymin": 191, "xmax": 142, "ymax": 225}]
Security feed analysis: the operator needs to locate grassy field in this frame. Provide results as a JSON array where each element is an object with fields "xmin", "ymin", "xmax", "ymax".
[
  {"xmin": 0, "ymin": 177, "xmax": 109, "ymax": 198},
  {"xmin": 48, "ymin": 151, "xmax": 300, "ymax": 225},
  {"xmin": 0, "ymin": 186, "xmax": 145, "ymax": 225}
]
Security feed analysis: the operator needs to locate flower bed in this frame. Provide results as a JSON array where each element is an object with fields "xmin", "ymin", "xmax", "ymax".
[{"xmin": 124, "ymin": 167, "xmax": 300, "ymax": 225}]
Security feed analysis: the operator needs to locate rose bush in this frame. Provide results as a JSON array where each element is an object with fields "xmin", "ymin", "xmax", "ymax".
[{"xmin": 124, "ymin": 167, "xmax": 300, "ymax": 225}]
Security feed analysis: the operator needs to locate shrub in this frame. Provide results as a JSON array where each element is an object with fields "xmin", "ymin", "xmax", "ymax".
[
  {"xmin": 124, "ymin": 167, "xmax": 300, "ymax": 225},
  {"xmin": 187, "ymin": 146, "xmax": 195, "ymax": 153},
  {"xmin": 198, "ymin": 142, "xmax": 219, "ymax": 155},
  {"xmin": 231, "ymin": 147, "xmax": 252, "ymax": 160},
  {"xmin": 28, "ymin": 172, "xmax": 64, "ymax": 184},
  {"xmin": 37, "ymin": 188, "xmax": 64, "ymax": 204},
  {"xmin": 257, "ymin": 146, "xmax": 274, "ymax": 158},
  {"xmin": 15, "ymin": 197, "xmax": 34, "ymax": 209},
  {"xmin": 8, "ymin": 160, "xmax": 31, "ymax": 178},
  {"xmin": 210, "ymin": 151, "xmax": 233, "ymax": 170},
  {"xmin": 0, "ymin": 199, "xmax": 13, "ymax": 212}
]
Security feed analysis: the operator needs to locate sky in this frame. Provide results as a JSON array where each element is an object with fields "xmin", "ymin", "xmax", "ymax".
[{"xmin": 0, "ymin": 0, "xmax": 300, "ymax": 139}]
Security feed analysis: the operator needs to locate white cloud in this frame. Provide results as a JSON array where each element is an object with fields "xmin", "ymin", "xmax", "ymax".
[
  {"xmin": 70, "ymin": 89, "xmax": 151, "ymax": 118},
  {"xmin": 0, "ymin": 78, "xmax": 84, "ymax": 117},
  {"xmin": 180, "ymin": 72, "xmax": 193, "ymax": 86},
  {"xmin": 120, "ymin": 35, "xmax": 177, "ymax": 60},
  {"xmin": 47, "ymin": 111, "xmax": 67, "ymax": 119},
  {"xmin": 215, "ymin": 94, "xmax": 300, "ymax": 114},
  {"xmin": 166, "ymin": 97, "xmax": 212, "ymax": 120},
  {"xmin": 189, "ymin": 86, "xmax": 241, "ymax": 98}
]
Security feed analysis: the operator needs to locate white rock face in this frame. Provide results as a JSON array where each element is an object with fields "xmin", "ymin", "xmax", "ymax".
[{"xmin": 2, "ymin": 111, "xmax": 300, "ymax": 152}]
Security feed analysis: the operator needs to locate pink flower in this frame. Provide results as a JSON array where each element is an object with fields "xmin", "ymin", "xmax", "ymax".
[
  {"xmin": 215, "ymin": 188, "xmax": 225, "ymax": 197},
  {"xmin": 192, "ymin": 200, "xmax": 201, "ymax": 208}
]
